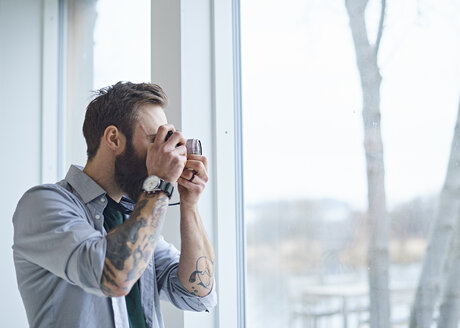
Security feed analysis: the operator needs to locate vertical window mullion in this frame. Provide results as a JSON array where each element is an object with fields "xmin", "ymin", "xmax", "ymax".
[{"xmin": 232, "ymin": 0, "xmax": 247, "ymax": 327}]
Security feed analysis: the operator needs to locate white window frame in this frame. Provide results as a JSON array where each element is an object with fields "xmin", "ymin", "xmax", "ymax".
[
  {"xmin": 41, "ymin": 0, "xmax": 67, "ymax": 183},
  {"xmin": 150, "ymin": 0, "xmax": 245, "ymax": 327},
  {"xmin": 41, "ymin": 0, "xmax": 60, "ymax": 183},
  {"xmin": 213, "ymin": 0, "xmax": 246, "ymax": 326}
]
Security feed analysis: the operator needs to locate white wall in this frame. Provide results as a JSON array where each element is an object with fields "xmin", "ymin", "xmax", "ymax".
[{"xmin": 0, "ymin": 0, "xmax": 44, "ymax": 326}]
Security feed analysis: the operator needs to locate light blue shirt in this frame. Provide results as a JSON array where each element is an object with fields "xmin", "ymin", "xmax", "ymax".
[{"xmin": 12, "ymin": 165, "xmax": 216, "ymax": 328}]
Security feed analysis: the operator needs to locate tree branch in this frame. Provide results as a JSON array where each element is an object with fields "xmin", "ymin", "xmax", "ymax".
[{"xmin": 375, "ymin": 0, "xmax": 386, "ymax": 57}]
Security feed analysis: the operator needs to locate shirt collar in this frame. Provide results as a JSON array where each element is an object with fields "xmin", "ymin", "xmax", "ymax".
[
  {"xmin": 120, "ymin": 196, "xmax": 136, "ymax": 213},
  {"xmin": 65, "ymin": 165, "xmax": 106, "ymax": 204},
  {"xmin": 106, "ymin": 195, "xmax": 135, "ymax": 214}
]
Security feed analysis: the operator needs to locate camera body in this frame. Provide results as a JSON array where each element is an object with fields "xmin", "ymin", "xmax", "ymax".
[{"xmin": 165, "ymin": 130, "xmax": 202, "ymax": 155}]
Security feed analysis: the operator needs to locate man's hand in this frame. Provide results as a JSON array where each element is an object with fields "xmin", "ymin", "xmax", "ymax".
[
  {"xmin": 177, "ymin": 154, "xmax": 208, "ymax": 208},
  {"xmin": 145, "ymin": 124, "xmax": 187, "ymax": 182}
]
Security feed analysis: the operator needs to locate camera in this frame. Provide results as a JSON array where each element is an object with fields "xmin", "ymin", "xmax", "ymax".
[{"xmin": 165, "ymin": 130, "xmax": 202, "ymax": 155}]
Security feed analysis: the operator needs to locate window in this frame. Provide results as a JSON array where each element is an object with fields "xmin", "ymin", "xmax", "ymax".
[
  {"xmin": 64, "ymin": 0, "xmax": 150, "ymax": 170},
  {"xmin": 240, "ymin": 0, "xmax": 460, "ymax": 327},
  {"xmin": 93, "ymin": 0, "xmax": 151, "ymax": 89}
]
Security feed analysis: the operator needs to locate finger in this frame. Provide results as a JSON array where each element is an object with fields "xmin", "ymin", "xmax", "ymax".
[
  {"xmin": 180, "ymin": 169, "xmax": 195, "ymax": 181},
  {"xmin": 178, "ymin": 176, "xmax": 205, "ymax": 190},
  {"xmin": 165, "ymin": 131, "xmax": 186, "ymax": 149},
  {"xmin": 155, "ymin": 124, "xmax": 176, "ymax": 144},
  {"xmin": 172, "ymin": 145, "xmax": 187, "ymax": 157},
  {"xmin": 183, "ymin": 161, "xmax": 208, "ymax": 183},
  {"xmin": 187, "ymin": 154, "xmax": 208, "ymax": 171},
  {"xmin": 185, "ymin": 160, "xmax": 206, "ymax": 174},
  {"xmin": 184, "ymin": 160, "xmax": 203, "ymax": 171},
  {"xmin": 180, "ymin": 163, "xmax": 207, "ymax": 183}
]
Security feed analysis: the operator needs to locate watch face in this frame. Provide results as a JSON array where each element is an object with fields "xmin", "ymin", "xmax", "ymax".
[{"xmin": 143, "ymin": 175, "xmax": 160, "ymax": 192}]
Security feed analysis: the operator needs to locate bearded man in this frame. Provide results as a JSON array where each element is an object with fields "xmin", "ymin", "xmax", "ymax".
[{"xmin": 12, "ymin": 82, "xmax": 216, "ymax": 328}]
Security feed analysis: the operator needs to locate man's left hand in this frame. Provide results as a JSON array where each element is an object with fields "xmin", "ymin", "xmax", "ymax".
[{"xmin": 177, "ymin": 154, "xmax": 208, "ymax": 208}]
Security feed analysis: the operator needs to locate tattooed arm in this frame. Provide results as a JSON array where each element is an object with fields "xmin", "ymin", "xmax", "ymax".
[
  {"xmin": 177, "ymin": 205, "xmax": 215, "ymax": 297},
  {"xmin": 177, "ymin": 154, "xmax": 215, "ymax": 297},
  {"xmin": 101, "ymin": 191, "xmax": 169, "ymax": 297}
]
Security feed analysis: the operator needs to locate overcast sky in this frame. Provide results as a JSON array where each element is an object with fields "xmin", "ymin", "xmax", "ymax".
[{"xmin": 241, "ymin": 0, "xmax": 460, "ymax": 209}]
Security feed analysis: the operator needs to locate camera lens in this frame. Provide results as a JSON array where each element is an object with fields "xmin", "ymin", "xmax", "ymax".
[
  {"xmin": 186, "ymin": 139, "xmax": 202, "ymax": 155},
  {"xmin": 164, "ymin": 131, "xmax": 202, "ymax": 155}
]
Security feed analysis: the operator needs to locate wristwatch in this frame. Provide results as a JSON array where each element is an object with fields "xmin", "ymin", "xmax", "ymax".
[{"xmin": 142, "ymin": 175, "xmax": 174, "ymax": 199}]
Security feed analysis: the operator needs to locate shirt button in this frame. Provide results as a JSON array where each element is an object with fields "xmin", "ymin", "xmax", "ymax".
[
  {"xmin": 100, "ymin": 198, "xmax": 105, "ymax": 202},
  {"xmin": 95, "ymin": 214, "xmax": 101, "ymax": 220}
]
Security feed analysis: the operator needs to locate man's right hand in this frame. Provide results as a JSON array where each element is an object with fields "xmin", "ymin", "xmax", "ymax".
[{"xmin": 145, "ymin": 124, "xmax": 187, "ymax": 182}]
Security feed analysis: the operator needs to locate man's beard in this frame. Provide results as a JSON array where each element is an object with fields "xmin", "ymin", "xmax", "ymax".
[{"xmin": 114, "ymin": 140, "xmax": 148, "ymax": 202}]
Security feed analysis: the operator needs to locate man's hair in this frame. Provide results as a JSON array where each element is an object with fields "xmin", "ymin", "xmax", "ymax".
[{"xmin": 83, "ymin": 81, "xmax": 168, "ymax": 160}]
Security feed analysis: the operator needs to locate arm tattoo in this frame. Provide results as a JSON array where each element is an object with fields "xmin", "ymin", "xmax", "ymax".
[
  {"xmin": 101, "ymin": 194, "xmax": 169, "ymax": 294},
  {"xmin": 188, "ymin": 256, "xmax": 214, "ymax": 294}
]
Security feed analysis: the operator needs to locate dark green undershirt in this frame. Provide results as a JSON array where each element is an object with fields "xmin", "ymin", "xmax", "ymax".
[{"xmin": 103, "ymin": 197, "xmax": 146, "ymax": 328}]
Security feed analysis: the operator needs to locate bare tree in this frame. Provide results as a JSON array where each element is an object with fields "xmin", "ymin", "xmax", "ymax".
[
  {"xmin": 410, "ymin": 121, "xmax": 460, "ymax": 328},
  {"xmin": 345, "ymin": 1, "xmax": 389, "ymax": 327},
  {"xmin": 415, "ymin": 96, "xmax": 460, "ymax": 328}
]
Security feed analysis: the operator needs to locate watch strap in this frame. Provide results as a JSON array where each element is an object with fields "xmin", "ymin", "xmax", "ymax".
[{"xmin": 156, "ymin": 180, "xmax": 174, "ymax": 199}]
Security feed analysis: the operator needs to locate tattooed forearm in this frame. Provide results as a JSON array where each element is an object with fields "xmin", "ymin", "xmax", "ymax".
[
  {"xmin": 188, "ymin": 256, "xmax": 214, "ymax": 295},
  {"xmin": 177, "ymin": 206, "xmax": 216, "ymax": 298},
  {"xmin": 101, "ymin": 192, "xmax": 169, "ymax": 297}
]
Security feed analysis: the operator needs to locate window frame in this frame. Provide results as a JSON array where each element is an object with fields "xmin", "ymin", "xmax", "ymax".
[
  {"xmin": 41, "ymin": 0, "xmax": 61, "ymax": 183},
  {"xmin": 150, "ymin": 0, "xmax": 246, "ymax": 327},
  {"xmin": 213, "ymin": 0, "xmax": 247, "ymax": 326}
]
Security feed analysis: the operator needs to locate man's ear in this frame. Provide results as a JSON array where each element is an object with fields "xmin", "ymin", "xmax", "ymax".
[{"xmin": 103, "ymin": 125, "xmax": 126, "ymax": 155}]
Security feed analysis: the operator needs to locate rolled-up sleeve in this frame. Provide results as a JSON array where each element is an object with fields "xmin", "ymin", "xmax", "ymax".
[
  {"xmin": 154, "ymin": 236, "xmax": 217, "ymax": 312},
  {"xmin": 12, "ymin": 185, "xmax": 107, "ymax": 297}
]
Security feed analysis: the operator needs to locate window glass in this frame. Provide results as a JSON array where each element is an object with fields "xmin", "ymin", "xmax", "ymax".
[
  {"xmin": 240, "ymin": 0, "xmax": 460, "ymax": 327},
  {"xmin": 64, "ymin": 0, "xmax": 150, "ymax": 170},
  {"xmin": 93, "ymin": 0, "xmax": 151, "ymax": 88}
]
